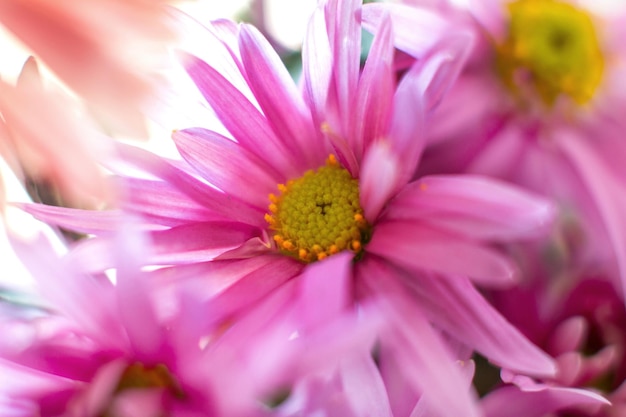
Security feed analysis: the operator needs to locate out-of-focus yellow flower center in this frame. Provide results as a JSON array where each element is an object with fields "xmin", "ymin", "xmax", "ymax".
[
  {"xmin": 265, "ymin": 155, "xmax": 370, "ymax": 263},
  {"xmin": 497, "ymin": 0, "xmax": 604, "ymax": 106},
  {"xmin": 115, "ymin": 362, "xmax": 183, "ymax": 396}
]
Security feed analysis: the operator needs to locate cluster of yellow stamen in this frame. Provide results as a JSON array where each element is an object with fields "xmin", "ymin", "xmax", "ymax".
[
  {"xmin": 265, "ymin": 155, "xmax": 370, "ymax": 263},
  {"xmin": 497, "ymin": 0, "xmax": 604, "ymax": 106}
]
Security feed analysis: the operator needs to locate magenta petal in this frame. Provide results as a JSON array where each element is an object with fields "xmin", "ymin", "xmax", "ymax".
[
  {"xmin": 238, "ymin": 24, "xmax": 325, "ymax": 169},
  {"xmin": 115, "ymin": 143, "xmax": 265, "ymax": 228},
  {"xmin": 362, "ymin": 3, "xmax": 449, "ymax": 58},
  {"xmin": 353, "ymin": 14, "xmax": 395, "ymax": 160},
  {"xmin": 369, "ymin": 220, "xmax": 519, "ymax": 288},
  {"xmin": 173, "ymin": 128, "xmax": 278, "ymax": 209},
  {"xmin": 119, "ymin": 177, "xmax": 223, "ymax": 227},
  {"xmin": 384, "ymin": 175, "xmax": 555, "ymax": 241},
  {"xmin": 404, "ymin": 274, "xmax": 557, "ymax": 378},
  {"xmin": 180, "ymin": 53, "xmax": 299, "ymax": 178},
  {"xmin": 360, "ymin": 141, "xmax": 402, "ymax": 222}
]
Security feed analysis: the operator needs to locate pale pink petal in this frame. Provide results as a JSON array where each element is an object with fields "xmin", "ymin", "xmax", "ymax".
[
  {"xmin": 353, "ymin": 13, "xmax": 395, "ymax": 161},
  {"xmin": 173, "ymin": 128, "xmax": 279, "ymax": 209},
  {"xmin": 403, "ymin": 273, "xmax": 557, "ymax": 378},
  {"xmin": 360, "ymin": 262, "xmax": 481, "ymax": 417},
  {"xmin": 389, "ymin": 64, "xmax": 427, "ymax": 184},
  {"xmin": 180, "ymin": 52, "xmax": 300, "ymax": 179},
  {"xmin": 297, "ymin": 252, "xmax": 353, "ymax": 327},
  {"xmin": 112, "ymin": 223, "xmax": 165, "ymax": 361},
  {"xmin": 302, "ymin": 3, "xmax": 333, "ymax": 128},
  {"xmin": 339, "ymin": 354, "xmax": 393, "ymax": 417},
  {"xmin": 239, "ymin": 24, "xmax": 326, "ymax": 169},
  {"xmin": 0, "ymin": 58, "xmax": 113, "ymax": 207},
  {"xmin": 362, "ymin": 3, "xmax": 450, "ymax": 58},
  {"xmin": 359, "ymin": 140, "xmax": 402, "ymax": 223},
  {"xmin": 368, "ymin": 220, "xmax": 519, "ymax": 288},
  {"xmin": 0, "ymin": 0, "xmax": 173, "ymax": 136},
  {"xmin": 384, "ymin": 175, "xmax": 555, "ymax": 241},
  {"xmin": 324, "ymin": 0, "xmax": 362, "ymax": 125}
]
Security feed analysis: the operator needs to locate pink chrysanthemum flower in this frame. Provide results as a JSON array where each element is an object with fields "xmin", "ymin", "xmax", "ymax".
[
  {"xmin": 365, "ymin": 0, "xmax": 626, "ymax": 300},
  {"xmin": 23, "ymin": 1, "xmax": 558, "ymax": 414}
]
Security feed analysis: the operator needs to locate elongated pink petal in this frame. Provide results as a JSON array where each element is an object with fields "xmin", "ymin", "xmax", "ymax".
[
  {"xmin": 362, "ymin": 3, "xmax": 450, "ymax": 58},
  {"xmin": 360, "ymin": 261, "xmax": 481, "ymax": 417},
  {"xmin": 389, "ymin": 64, "xmax": 426, "ymax": 184},
  {"xmin": 8, "ymin": 233, "xmax": 126, "ymax": 350},
  {"xmin": 384, "ymin": 175, "xmax": 555, "ymax": 241},
  {"xmin": 17, "ymin": 204, "xmax": 137, "ymax": 234},
  {"xmin": 403, "ymin": 273, "xmax": 557, "ymax": 378},
  {"xmin": 411, "ymin": 31, "xmax": 474, "ymax": 112},
  {"xmin": 482, "ymin": 384, "xmax": 609, "ymax": 417},
  {"xmin": 112, "ymin": 223, "xmax": 165, "ymax": 361},
  {"xmin": 239, "ymin": 24, "xmax": 326, "ymax": 170},
  {"xmin": 339, "ymin": 354, "xmax": 393, "ymax": 417},
  {"xmin": 325, "ymin": 0, "xmax": 362, "ymax": 125},
  {"xmin": 119, "ymin": 177, "xmax": 224, "ymax": 227},
  {"xmin": 302, "ymin": 3, "xmax": 333, "ymax": 128},
  {"xmin": 558, "ymin": 132, "xmax": 626, "ymax": 301},
  {"xmin": 180, "ymin": 52, "xmax": 300, "ymax": 179},
  {"xmin": 298, "ymin": 252, "xmax": 353, "ymax": 328},
  {"xmin": 360, "ymin": 141, "xmax": 402, "ymax": 222},
  {"xmin": 115, "ymin": 143, "xmax": 265, "ymax": 227},
  {"xmin": 353, "ymin": 13, "xmax": 395, "ymax": 161},
  {"xmin": 368, "ymin": 220, "xmax": 519, "ymax": 287},
  {"xmin": 173, "ymin": 128, "xmax": 279, "ymax": 209}
]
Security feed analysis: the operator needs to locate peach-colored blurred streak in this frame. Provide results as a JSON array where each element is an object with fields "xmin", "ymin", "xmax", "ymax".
[
  {"xmin": 0, "ymin": 0, "xmax": 175, "ymax": 137},
  {"xmin": 0, "ymin": 58, "xmax": 113, "ymax": 210}
]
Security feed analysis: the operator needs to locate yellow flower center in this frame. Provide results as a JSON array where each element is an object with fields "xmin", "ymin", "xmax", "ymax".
[
  {"xmin": 497, "ymin": 0, "xmax": 604, "ymax": 106},
  {"xmin": 115, "ymin": 362, "xmax": 183, "ymax": 396},
  {"xmin": 265, "ymin": 155, "xmax": 370, "ymax": 263}
]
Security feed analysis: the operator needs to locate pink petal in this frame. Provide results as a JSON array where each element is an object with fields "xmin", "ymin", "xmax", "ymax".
[
  {"xmin": 180, "ymin": 52, "xmax": 300, "ymax": 179},
  {"xmin": 359, "ymin": 140, "xmax": 402, "ymax": 222},
  {"xmin": 389, "ymin": 64, "xmax": 426, "ymax": 184},
  {"xmin": 368, "ymin": 220, "xmax": 519, "ymax": 288},
  {"xmin": 238, "ymin": 24, "xmax": 326, "ymax": 169},
  {"xmin": 324, "ymin": 0, "xmax": 362, "ymax": 125},
  {"xmin": 362, "ymin": 3, "xmax": 450, "ymax": 58},
  {"xmin": 173, "ymin": 128, "xmax": 279, "ymax": 209},
  {"xmin": 403, "ymin": 273, "xmax": 557, "ymax": 378},
  {"xmin": 297, "ymin": 252, "xmax": 353, "ymax": 328},
  {"xmin": 115, "ymin": 143, "xmax": 265, "ymax": 228},
  {"xmin": 339, "ymin": 354, "xmax": 394, "ymax": 417},
  {"xmin": 482, "ymin": 383, "xmax": 609, "ymax": 417},
  {"xmin": 360, "ymin": 262, "xmax": 481, "ymax": 417},
  {"xmin": 558, "ymin": 132, "xmax": 626, "ymax": 301},
  {"xmin": 119, "ymin": 177, "xmax": 224, "ymax": 227},
  {"xmin": 384, "ymin": 175, "xmax": 555, "ymax": 241},
  {"xmin": 353, "ymin": 13, "xmax": 395, "ymax": 161},
  {"xmin": 302, "ymin": 4, "xmax": 333, "ymax": 128}
]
